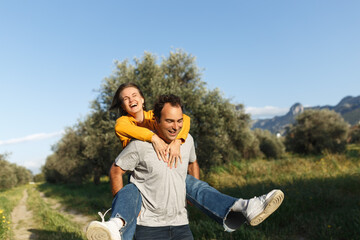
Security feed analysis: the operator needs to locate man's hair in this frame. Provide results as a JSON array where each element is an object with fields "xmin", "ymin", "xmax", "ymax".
[
  {"xmin": 109, "ymin": 82, "xmax": 147, "ymax": 116},
  {"xmin": 153, "ymin": 94, "xmax": 183, "ymax": 121}
]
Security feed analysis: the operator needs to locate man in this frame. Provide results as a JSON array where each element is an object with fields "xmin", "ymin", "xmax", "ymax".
[
  {"xmin": 87, "ymin": 94, "xmax": 284, "ymax": 240},
  {"xmin": 89, "ymin": 94, "xmax": 199, "ymax": 240}
]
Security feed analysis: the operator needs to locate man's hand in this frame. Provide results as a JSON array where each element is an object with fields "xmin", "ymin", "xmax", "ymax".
[
  {"xmin": 167, "ymin": 139, "xmax": 182, "ymax": 169},
  {"xmin": 151, "ymin": 134, "xmax": 169, "ymax": 162}
]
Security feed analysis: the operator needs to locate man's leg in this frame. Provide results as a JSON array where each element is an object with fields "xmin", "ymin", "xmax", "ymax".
[
  {"xmin": 134, "ymin": 225, "xmax": 193, "ymax": 240},
  {"xmin": 171, "ymin": 225, "xmax": 194, "ymax": 240},
  {"xmin": 185, "ymin": 174, "xmax": 284, "ymax": 232},
  {"xmin": 134, "ymin": 226, "xmax": 170, "ymax": 240}
]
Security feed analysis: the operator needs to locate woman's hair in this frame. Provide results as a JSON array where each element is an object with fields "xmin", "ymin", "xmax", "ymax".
[
  {"xmin": 109, "ymin": 82, "xmax": 147, "ymax": 116},
  {"xmin": 153, "ymin": 94, "xmax": 183, "ymax": 121}
]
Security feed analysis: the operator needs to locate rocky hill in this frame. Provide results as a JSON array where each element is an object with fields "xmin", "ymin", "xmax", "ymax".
[{"xmin": 251, "ymin": 95, "xmax": 360, "ymax": 135}]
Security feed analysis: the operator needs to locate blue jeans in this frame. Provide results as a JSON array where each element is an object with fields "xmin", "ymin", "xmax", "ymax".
[
  {"xmin": 111, "ymin": 183, "xmax": 142, "ymax": 240},
  {"xmin": 134, "ymin": 225, "xmax": 193, "ymax": 240},
  {"xmin": 111, "ymin": 175, "xmax": 245, "ymax": 240}
]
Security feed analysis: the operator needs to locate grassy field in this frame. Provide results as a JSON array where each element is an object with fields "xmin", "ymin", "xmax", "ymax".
[
  {"xmin": 26, "ymin": 185, "xmax": 86, "ymax": 240},
  {"xmin": 190, "ymin": 150, "xmax": 360, "ymax": 239},
  {"xmin": 0, "ymin": 185, "xmax": 25, "ymax": 239},
  {"xmin": 3, "ymin": 145, "xmax": 360, "ymax": 240},
  {"xmin": 0, "ymin": 184, "xmax": 87, "ymax": 240}
]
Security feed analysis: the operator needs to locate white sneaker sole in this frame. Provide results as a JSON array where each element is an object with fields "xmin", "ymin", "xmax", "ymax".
[
  {"xmin": 249, "ymin": 190, "xmax": 284, "ymax": 226},
  {"xmin": 86, "ymin": 221, "xmax": 114, "ymax": 240}
]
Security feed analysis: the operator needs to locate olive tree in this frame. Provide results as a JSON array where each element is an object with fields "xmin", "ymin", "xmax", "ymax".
[
  {"xmin": 254, "ymin": 129, "xmax": 285, "ymax": 159},
  {"xmin": 285, "ymin": 109, "xmax": 349, "ymax": 154},
  {"xmin": 44, "ymin": 50, "xmax": 262, "ymax": 183},
  {"xmin": 95, "ymin": 50, "xmax": 261, "ymax": 171}
]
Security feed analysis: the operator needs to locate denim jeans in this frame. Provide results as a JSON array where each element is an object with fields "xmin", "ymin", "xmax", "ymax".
[
  {"xmin": 185, "ymin": 174, "xmax": 246, "ymax": 232},
  {"xmin": 111, "ymin": 183, "xmax": 142, "ymax": 240},
  {"xmin": 111, "ymin": 175, "xmax": 245, "ymax": 240},
  {"xmin": 134, "ymin": 225, "xmax": 193, "ymax": 240}
]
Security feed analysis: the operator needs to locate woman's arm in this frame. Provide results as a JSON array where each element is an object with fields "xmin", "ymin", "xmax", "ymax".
[
  {"xmin": 167, "ymin": 113, "xmax": 191, "ymax": 168},
  {"xmin": 115, "ymin": 114, "xmax": 168, "ymax": 161},
  {"xmin": 115, "ymin": 111, "xmax": 191, "ymax": 165},
  {"xmin": 115, "ymin": 116, "xmax": 155, "ymax": 146},
  {"xmin": 176, "ymin": 113, "xmax": 191, "ymax": 142}
]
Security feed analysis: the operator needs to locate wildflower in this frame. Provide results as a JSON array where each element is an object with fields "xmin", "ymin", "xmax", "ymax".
[
  {"xmin": 2, "ymin": 216, "xmax": 5, "ymax": 219},
  {"xmin": 328, "ymin": 225, "xmax": 331, "ymax": 228},
  {"xmin": 0, "ymin": 209, "xmax": 3, "ymax": 214},
  {"xmin": 2, "ymin": 220, "xmax": 5, "ymax": 223}
]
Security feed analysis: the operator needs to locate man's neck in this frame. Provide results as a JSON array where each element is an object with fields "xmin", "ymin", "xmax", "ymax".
[{"xmin": 154, "ymin": 124, "xmax": 172, "ymax": 144}]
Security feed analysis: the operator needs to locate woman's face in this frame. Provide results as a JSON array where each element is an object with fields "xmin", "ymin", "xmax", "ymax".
[{"xmin": 120, "ymin": 87, "xmax": 145, "ymax": 115}]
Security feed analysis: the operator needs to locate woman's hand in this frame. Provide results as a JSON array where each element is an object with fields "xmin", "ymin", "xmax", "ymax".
[
  {"xmin": 151, "ymin": 134, "xmax": 169, "ymax": 162},
  {"xmin": 167, "ymin": 139, "xmax": 182, "ymax": 168}
]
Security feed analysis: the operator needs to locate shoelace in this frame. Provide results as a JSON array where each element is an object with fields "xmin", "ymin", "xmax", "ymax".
[
  {"xmin": 98, "ymin": 208, "xmax": 112, "ymax": 222},
  {"xmin": 256, "ymin": 195, "xmax": 267, "ymax": 203}
]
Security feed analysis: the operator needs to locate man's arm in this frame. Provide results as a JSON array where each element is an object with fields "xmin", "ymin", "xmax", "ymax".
[
  {"xmin": 110, "ymin": 163, "xmax": 127, "ymax": 197},
  {"xmin": 187, "ymin": 160, "xmax": 200, "ymax": 179}
]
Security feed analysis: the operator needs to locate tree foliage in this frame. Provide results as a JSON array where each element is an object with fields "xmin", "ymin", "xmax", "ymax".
[
  {"xmin": 96, "ymin": 50, "xmax": 260, "ymax": 171},
  {"xmin": 254, "ymin": 129, "xmax": 285, "ymax": 159},
  {"xmin": 0, "ymin": 153, "xmax": 32, "ymax": 190},
  {"xmin": 348, "ymin": 123, "xmax": 360, "ymax": 143},
  {"xmin": 43, "ymin": 112, "xmax": 119, "ymax": 184},
  {"xmin": 285, "ymin": 109, "xmax": 349, "ymax": 154},
  {"xmin": 43, "ymin": 50, "xmax": 261, "ymax": 183}
]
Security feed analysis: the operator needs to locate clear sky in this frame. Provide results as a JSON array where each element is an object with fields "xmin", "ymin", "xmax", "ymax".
[{"xmin": 1, "ymin": 1, "xmax": 359, "ymax": 174}]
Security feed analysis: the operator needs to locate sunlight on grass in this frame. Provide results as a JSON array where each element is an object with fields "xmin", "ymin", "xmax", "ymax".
[
  {"xmin": 27, "ymin": 185, "xmax": 86, "ymax": 240},
  {"xmin": 34, "ymin": 145, "xmax": 360, "ymax": 240},
  {"xmin": 206, "ymin": 151, "xmax": 360, "ymax": 189},
  {"xmin": 0, "ymin": 185, "xmax": 26, "ymax": 240}
]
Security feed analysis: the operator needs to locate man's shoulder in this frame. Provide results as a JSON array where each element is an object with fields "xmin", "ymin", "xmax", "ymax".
[
  {"xmin": 186, "ymin": 133, "xmax": 194, "ymax": 142},
  {"xmin": 183, "ymin": 134, "xmax": 194, "ymax": 147},
  {"xmin": 128, "ymin": 139, "xmax": 152, "ymax": 148}
]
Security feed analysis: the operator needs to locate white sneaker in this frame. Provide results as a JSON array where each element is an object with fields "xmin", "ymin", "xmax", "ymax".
[
  {"xmin": 86, "ymin": 209, "xmax": 122, "ymax": 240},
  {"xmin": 244, "ymin": 189, "xmax": 284, "ymax": 226}
]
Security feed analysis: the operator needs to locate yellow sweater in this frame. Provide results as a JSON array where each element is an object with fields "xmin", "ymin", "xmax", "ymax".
[{"xmin": 115, "ymin": 110, "xmax": 191, "ymax": 148}]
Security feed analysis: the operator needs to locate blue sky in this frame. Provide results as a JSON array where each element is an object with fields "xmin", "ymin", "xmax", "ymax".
[{"xmin": 1, "ymin": 1, "xmax": 359, "ymax": 174}]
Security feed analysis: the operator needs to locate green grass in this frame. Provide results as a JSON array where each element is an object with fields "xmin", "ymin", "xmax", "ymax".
[
  {"xmin": 26, "ymin": 185, "xmax": 86, "ymax": 240},
  {"xmin": 37, "ymin": 178, "xmax": 113, "ymax": 219},
  {"xmin": 35, "ymin": 146, "xmax": 360, "ymax": 240},
  {"xmin": 0, "ymin": 185, "xmax": 26, "ymax": 240}
]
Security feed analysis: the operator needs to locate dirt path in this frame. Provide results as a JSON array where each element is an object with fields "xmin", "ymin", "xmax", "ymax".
[
  {"xmin": 40, "ymin": 192, "xmax": 92, "ymax": 233},
  {"xmin": 11, "ymin": 189, "xmax": 36, "ymax": 240},
  {"xmin": 11, "ymin": 188, "xmax": 92, "ymax": 240}
]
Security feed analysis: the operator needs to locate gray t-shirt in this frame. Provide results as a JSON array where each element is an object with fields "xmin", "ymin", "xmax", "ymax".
[{"xmin": 115, "ymin": 134, "xmax": 196, "ymax": 227}]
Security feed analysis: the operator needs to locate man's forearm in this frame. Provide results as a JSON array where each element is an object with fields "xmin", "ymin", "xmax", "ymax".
[
  {"xmin": 110, "ymin": 163, "xmax": 125, "ymax": 197},
  {"xmin": 188, "ymin": 160, "xmax": 200, "ymax": 179}
]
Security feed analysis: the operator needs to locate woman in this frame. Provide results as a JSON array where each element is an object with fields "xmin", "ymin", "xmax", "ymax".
[{"xmin": 86, "ymin": 83, "xmax": 284, "ymax": 240}]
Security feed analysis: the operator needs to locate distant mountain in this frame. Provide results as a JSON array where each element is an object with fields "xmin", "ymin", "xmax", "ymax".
[{"xmin": 251, "ymin": 95, "xmax": 360, "ymax": 135}]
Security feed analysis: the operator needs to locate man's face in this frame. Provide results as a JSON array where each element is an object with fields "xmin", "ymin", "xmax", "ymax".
[{"xmin": 156, "ymin": 103, "xmax": 183, "ymax": 143}]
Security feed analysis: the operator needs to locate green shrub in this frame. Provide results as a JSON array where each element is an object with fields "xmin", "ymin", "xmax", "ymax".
[
  {"xmin": 285, "ymin": 109, "xmax": 349, "ymax": 154},
  {"xmin": 348, "ymin": 123, "xmax": 360, "ymax": 143},
  {"xmin": 254, "ymin": 129, "xmax": 285, "ymax": 159}
]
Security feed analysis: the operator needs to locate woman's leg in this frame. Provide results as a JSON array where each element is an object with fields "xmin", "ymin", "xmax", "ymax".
[
  {"xmin": 186, "ymin": 175, "xmax": 284, "ymax": 231},
  {"xmin": 86, "ymin": 183, "xmax": 142, "ymax": 240},
  {"xmin": 185, "ymin": 174, "xmax": 246, "ymax": 232},
  {"xmin": 111, "ymin": 183, "xmax": 142, "ymax": 240}
]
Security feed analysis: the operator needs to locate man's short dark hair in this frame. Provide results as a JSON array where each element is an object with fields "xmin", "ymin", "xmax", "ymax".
[{"xmin": 153, "ymin": 94, "xmax": 183, "ymax": 121}]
